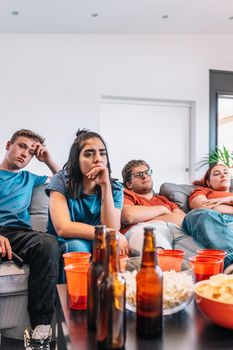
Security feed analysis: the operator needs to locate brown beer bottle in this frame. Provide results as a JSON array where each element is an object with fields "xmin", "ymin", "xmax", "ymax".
[
  {"xmin": 136, "ymin": 227, "xmax": 163, "ymax": 338},
  {"xmin": 97, "ymin": 230, "xmax": 126, "ymax": 350},
  {"xmin": 87, "ymin": 225, "xmax": 107, "ymax": 331}
]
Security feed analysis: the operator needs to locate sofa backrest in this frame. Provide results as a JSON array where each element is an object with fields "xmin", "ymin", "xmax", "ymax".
[
  {"xmin": 29, "ymin": 184, "xmax": 49, "ymax": 232},
  {"xmin": 159, "ymin": 183, "xmax": 196, "ymax": 213}
]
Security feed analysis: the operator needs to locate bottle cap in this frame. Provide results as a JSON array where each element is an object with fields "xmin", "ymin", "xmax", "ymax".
[
  {"xmin": 143, "ymin": 227, "xmax": 155, "ymax": 235},
  {"xmin": 106, "ymin": 229, "xmax": 118, "ymax": 241},
  {"xmin": 95, "ymin": 225, "xmax": 107, "ymax": 233}
]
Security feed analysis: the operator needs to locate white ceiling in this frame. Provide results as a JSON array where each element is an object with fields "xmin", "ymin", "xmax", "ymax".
[{"xmin": 1, "ymin": 0, "xmax": 233, "ymax": 34}]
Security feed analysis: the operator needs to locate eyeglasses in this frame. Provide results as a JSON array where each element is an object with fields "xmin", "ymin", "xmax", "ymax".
[{"xmin": 131, "ymin": 168, "xmax": 153, "ymax": 179}]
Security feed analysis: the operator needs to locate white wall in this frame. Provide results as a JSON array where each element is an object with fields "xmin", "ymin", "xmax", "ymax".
[{"xmin": 0, "ymin": 34, "xmax": 233, "ymax": 179}]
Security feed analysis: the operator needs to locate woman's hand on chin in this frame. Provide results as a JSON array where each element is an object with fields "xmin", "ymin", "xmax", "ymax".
[{"xmin": 86, "ymin": 166, "xmax": 110, "ymax": 186}]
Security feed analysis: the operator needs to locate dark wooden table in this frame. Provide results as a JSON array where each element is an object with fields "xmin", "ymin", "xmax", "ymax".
[{"xmin": 56, "ymin": 284, "xmax": 233, "ymax": 350}]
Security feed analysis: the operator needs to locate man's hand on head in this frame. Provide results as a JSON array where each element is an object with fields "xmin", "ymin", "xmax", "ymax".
[
  {"xmin": 34, "ymin": 143, "xmax": 60, "ymax": 175},
  {"xmin": 0, "ymin": 235, "xmax": 12, "ymax": 260},
  {"xmin": 34, "ymin": 143, "xmax": 52, "ymax": 163}
]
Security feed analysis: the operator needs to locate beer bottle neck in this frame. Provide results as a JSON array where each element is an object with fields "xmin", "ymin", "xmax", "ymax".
[
  {"xmin": 107, "ymin": 239, "xmax": 120, "ymax": 274},
  {"xmin": 141, "ymin": 232, "xmax": 158, "ymax": 268},
  {"xmin": 93, "ymin": 233, "xmax": 106, "ymax": 263}
]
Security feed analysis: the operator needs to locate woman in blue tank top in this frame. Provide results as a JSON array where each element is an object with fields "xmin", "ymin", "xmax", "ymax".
[{"xmin": 47, "ymin": 129, "xmax": 128, "ymax": 256}]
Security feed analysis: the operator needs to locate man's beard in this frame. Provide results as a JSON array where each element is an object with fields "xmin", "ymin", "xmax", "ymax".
[{"xmin": 136, "ymin": 184, "xmax": 153, "ymax": 195}]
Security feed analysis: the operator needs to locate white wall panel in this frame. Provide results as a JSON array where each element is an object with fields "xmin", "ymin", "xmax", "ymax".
[
  {"xmin": 100, "ymin": 99, "xmax": 191, "ymax": 190},
  {"xmin": 0, "ymin": 34, "xmax": 232, "ymax": 179}
]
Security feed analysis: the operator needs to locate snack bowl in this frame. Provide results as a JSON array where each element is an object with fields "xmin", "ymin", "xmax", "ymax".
[
  {"xmin": 125, "ymin": 256, "xmax": 141, "ymax": 272},
  {"xmin": 194, "ymin": 274, "xmax": 233, "ymax": 329},
  {"xmin": 123, "ymin": 257, "xmax": 194, "ymax": 315}
]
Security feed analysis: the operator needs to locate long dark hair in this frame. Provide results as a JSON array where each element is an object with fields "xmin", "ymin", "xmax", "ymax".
[{"xmin": 63, "ymin": 129, "xmax": 112, "ymax": 198}]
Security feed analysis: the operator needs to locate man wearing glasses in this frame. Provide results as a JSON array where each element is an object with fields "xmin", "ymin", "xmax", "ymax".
[{"xmin": 121, "ymin": 159, "xmax": 185, "ymax": 253}]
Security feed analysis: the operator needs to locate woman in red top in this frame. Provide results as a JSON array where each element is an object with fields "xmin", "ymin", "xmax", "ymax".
[
  {"xmin": 182, "ymin": 164, "xmax": 233, "ymax": 271},
  {"xmin": 189, "ymin": 164, "xmax": 233, "ymax": 211}
]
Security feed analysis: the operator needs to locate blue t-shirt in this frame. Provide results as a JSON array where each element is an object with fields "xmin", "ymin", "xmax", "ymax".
[
  {"xmin": 0, "ymin": 170, "xmax": 47, "ymax": 229},
  {"xmin": 46, "ymin": 170, "xmax": 123, "ymax": 236}
]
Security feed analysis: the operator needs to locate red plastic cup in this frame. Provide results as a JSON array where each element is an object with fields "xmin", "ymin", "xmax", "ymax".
[
  {"xmin": 63, "ymin": 252, "xmax": 91, "ymax": 266},
  {"xmin": 64, "ymin": 262, "xmax": 90, "ymax": 310},
  {"xmin": 157, "ymin": 249, "xmax": 185, "ymax": 272},
  {"xmin": 196, "ymin": 249, "xmax": 226, "ymax": 272},
  {"xmin": 189, "ymin": 256, "xmax": 222, "ymax": 282}
]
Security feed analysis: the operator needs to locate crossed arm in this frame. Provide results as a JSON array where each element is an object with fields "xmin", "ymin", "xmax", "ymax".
[
  {"xmin": 121, "ymin": 205, "xmax": 185, "ymax": 227},
  {"xmin": 190, "ymin": 195, "xmax": 233, "ymax": 214}
]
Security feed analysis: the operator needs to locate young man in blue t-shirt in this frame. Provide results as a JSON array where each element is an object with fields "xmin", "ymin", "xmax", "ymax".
[{"xmin": 0, "ymin": 129, "xmax": 60, "ymax": 349}]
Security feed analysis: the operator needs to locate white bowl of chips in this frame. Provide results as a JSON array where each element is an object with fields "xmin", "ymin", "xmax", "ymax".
[
  {"xmin": 123, "ymin": 257, "xmax": 194, "ymax": 315},
  {"xmin": 194, "ymin": 274, "xmax": 233, "ymax": 329}
]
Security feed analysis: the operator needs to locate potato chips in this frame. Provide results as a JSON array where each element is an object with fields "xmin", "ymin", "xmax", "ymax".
[{"xmin": 196, "ymin": 273, "xmax": 233, "ymax": 304}]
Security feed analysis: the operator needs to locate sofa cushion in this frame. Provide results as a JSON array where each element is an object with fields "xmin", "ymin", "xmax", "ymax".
[
  {"xmin": 0, "ymin": 293, "xmax": 30, "ymax": 338},
  {"xmin": 159, "ymin": 182, "xmax": 196, "ymax": 213},
  {"xmin": 172, "ymin": 227, "xmax": 204, "ymax": 258},
  {"xmin": 0, "ymin": 262, "xmax": 29, "ymax": 295},
  {"xmin": 29, "ymin": 184, "xmax": 49, "ymax": 232},
  {"xmin": 125, "ymin": 221, "xmax": 173, "ymax": 252}
]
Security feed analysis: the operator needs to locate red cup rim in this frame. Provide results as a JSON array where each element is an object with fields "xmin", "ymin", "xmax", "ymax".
[
  {"xmin": 63, "ymin": 252, "xmax": 92, "ymax": 258},
  {"xmin": 157, "ymin": 249, "xmax": 185, "ymax": 256},
  {"xmin": 196, "ymin": 249, "xmax": 227, "ymax": 256},
  {"xmin": 189, "ymin": 256, "xmax": 223, "ymax": 264}
]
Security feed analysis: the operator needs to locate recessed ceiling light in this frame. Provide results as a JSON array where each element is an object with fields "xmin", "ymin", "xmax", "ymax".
[
  {"xmin": 228, "ymin": 16, "xmax": 233, "ymax": 20},
  {"xmin": 91, "ymin": 13, "xmax": 99, "ymax": 18},
  {"xmin": 11, "ymin": 10, "xmax": 19, "ymax": 15},
  {"xmin": 162, "ymin": 15, "xmax": 169, "ymax": 19}
]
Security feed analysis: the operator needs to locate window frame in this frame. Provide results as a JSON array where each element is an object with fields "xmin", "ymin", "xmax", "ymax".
[{"xmin": 209, "ymin": 69, "xmax": 233, "ymax": 151}]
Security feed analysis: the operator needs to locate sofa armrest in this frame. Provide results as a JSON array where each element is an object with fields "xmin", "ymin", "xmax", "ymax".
[
  {"xmin": 0, "ymin": 261, "xmax": 29, "ymax": 295},
  {"xmin": 29, "ymin": 184, "xmax": 49, "ymax": 232}
]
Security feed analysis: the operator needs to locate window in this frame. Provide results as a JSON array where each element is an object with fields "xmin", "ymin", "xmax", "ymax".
[
  {"xmin": 209, "ymin": 70, "xmax": 233, "ymax": 151},
  {"xmin": 218, "ymin": 95, "xmax": 233, "ymax": 150}
]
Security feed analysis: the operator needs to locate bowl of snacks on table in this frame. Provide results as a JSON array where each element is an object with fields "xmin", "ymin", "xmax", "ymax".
[
  {"xmin": 194, "ymin": 274, "xmax": 233, "ymax": 329},
  {"xmin": 123, "ymin": 257, "xmax": 194, "ymax": 315}
]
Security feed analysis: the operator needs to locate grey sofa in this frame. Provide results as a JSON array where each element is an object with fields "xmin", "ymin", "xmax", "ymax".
[
  {"xmin": 0, "ymin": 181, "xmax": 203, "ymax": 340},
  {"xmin": 159, "ymin": 182, "xmax": 203, "ymax": 258},
  {"xmin": 0, "ymin": 184, "xmax": 49, "ymax": 340}
]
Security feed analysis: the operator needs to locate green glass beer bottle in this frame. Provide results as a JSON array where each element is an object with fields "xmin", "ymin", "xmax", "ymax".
[
  {"xmin": 97, "ymin": 230, "xmax": 126, "ymax": 349},
  {"xmin": 136, "ymin": 227, "xmax": 163, "ymax": 338}
]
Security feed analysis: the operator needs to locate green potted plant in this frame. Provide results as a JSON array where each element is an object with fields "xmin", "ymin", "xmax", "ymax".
[{"xmin": 197, "ymin": 145, "xmax": 233, "ymax": 169}]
